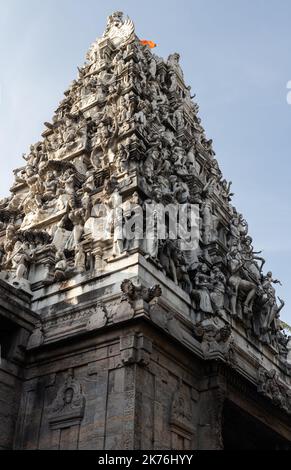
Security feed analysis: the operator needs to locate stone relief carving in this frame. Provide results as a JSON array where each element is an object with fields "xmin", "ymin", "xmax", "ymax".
[
  {"xmin": 121, "ymin": 279, "xmax": 162, "ymax": 305},
  {"xmin": 26, "ymin": 321, "xmax": 44, "ymax": 350},
  {"xmin": 193, "ymin": 321, "xmax": 234, "ymax": 362},
  {"xmin": 86, "ymin": 302, "xmax": 108, "ymax": 331},
  {"xmin": 0, "ymin": 10, "xmax": 287, "ymax": 361},
  {"xmin": 170, "ymin": 380, "xmax": 192, "ymax": 431},
  {"xmin": 49, "ymin": 369, "xmax": 86, "ymax": 429},
  {"xmin": 257, "ymin": 367, "xmax": 291, "ymax": 414}
]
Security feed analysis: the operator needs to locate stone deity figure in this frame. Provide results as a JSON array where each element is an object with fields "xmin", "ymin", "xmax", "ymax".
[
  {"xmin": 110, "ymin": 188, "xmax": 124, "ymax": 257},
  {"xmin": 229, "ymin": 216, "xmax": 241, "ymax": 248},
  {"xmin": 201, "ymin": 199, "xmax": 217, "ymax": 245},
  {"xmin": 149, "ymin": 56, "xmax": 157, "ymax": 80},
  {"xmin": 210, "ymin": 267, "xmax": 226, "ymax": 314},
  {"xmin": 227, "ymin": 248, "xmax": 257, "ymax": 316},
  {"xmin": 186, "ymin": 145, "xmax": 200, "ymax": 175},
  {"xmin": 11, "ymin": 241, "xmax": 33, "ymax": 281},
  {"xmin": 43, "ymin": 171, "xmax": 58, "ymax": 202},
  {"xmin": 174, "ymin": 250, "xmax": 192, "ymax": 294},
  {"xmin": 3, "ymin": 224, "xmax": 17, "ymax": 265},
  {"xmin": 25, "ymin": 165, "xmax": 43, "ymax": 207},
  {"xmin": 54, "ymin": 251, "xmax": 68, "ymax": 282},
  {"xmin": 192, "ymin": 264, "xmax": 213, "ymax": 314},
  {"xmin": 241, "ymin": 235, "xmax": 265, "ymax": 274},
  {"xmin": 173, "ymin": 104, "xmax": 184, "ymax": 130},
  {"xmin": 23, "ymin": 143, "xmax": 42, "ymax": 168},
  {"xmin": 81, "ymin": 191, "xmax": 92, "ymax": 222},
  {"xmin": 50, "ymin": 371, "xmax": 85, "ymax": 420},
  {"xmin": 66, "ymin": 208, "xmax": 86, "ymax": 250},
  {"xmin": 116, "ymin": 142, "xmax": 130, "ymax": 174},
  {"xmin": 260, "ymin": 272, "xmax": 283, "ymax": 332},
  {"xmin": 60, "ymin": 170, "xmax": 76, "ymax": 209},
  {"xmin": 158, "ymin": 240, "xmax": 178, "ymax": 284},
  {"xmin": 74, "ymin": 245, "xmax": 86, "ymax": 273},
  {"xmin": 170, "ymin": 175, "xmax": 189, "ymax": 204},
  {"xmin": 168, "ymin": 71, "xmax": 178, "ymax": 93},
  {"xmin": 167, "ymin": 53, "xmax": 184, "ymax": 78}
]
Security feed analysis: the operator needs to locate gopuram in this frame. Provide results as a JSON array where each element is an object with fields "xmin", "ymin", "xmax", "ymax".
[{"xmin": 0, "ymin": 12, "xmax": 291, "ymax": 450}]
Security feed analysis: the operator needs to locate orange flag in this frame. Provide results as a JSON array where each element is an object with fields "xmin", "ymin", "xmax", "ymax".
[{"xmin": 140, "ymin": 40, "xmax": 157, "ymax": 49}]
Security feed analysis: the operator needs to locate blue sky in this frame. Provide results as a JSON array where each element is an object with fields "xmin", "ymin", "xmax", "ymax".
[{"xmin": 0, "ymin": 0, "xmax": 290, "ymax": 322}]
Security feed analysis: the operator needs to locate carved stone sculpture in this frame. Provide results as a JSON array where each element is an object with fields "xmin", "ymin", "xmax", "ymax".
[{"xmin": 0, "ymin": 10, "xmax": 286, "ymax": 359}]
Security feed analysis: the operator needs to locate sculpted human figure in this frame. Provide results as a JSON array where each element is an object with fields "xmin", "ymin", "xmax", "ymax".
[
  {"xmin": 227, "ymin": 248, "xmax": 257, "ymax": 316},
  {"xmin": 123, "ymin": 93, "xmax": 135, "ymax": 120},
  {"xmin": 158, "ymin": 240, "xmax": 178, "ymax": 284},
  {"xmin": 81, "ymin": 191, "xmax": 92, "ymax": 221},
  {"xmin": 229, "ymin": 216, "xmax": 241, "ymax": 248},
  {"xmin": 201, "ymin": 198, "xmax": 218, "ymax": 244},
  {"xmin": 210, "ymin": 266, "xmax": 226, "ymax": 314},
  {"xmin": 186, "ymin": 144, "xmax": 200, "ymax": 175},
  {"xmin": 148, "ymin": 55, "xmax": 157, "ymax": 80},
  {"xmin": 11, "ymin": 241, "xmax": 34, "ymax": 281},
  {"xmin": 1, "ymin": 12, "xmax": 288, "ymax": 367},
  {"xmin": 221, "ymin": 179, "xmax": 233, "ymax": 202},
  {"xmin": 192, "ymin": 117, "xmax": 205, "ymax": 142},
  {"xmin": 54, "ymin": 251, "xmax": 68, "ymax": 282},
  {"xmin": 67, "ymin": 208, "xmax": 86, "ymax": 250},
  {"xmin": 43, "ymin": 171, "xmax": 58, "ymax": 202},
  {"xmin": 61, "ymin": 118, "xmax": 79, "ymax": 151},
  {"xmin": 122, "ymin": 192, "xmax": 142, "ymax": 252},
  {"xmin": 260, "ymin": 272, "xmax": 284, "ymax": 334},
  {"xmin": 116, "ymin": 142, "xmax": 130, "ymax": 174},
  {"xmin": 169, "ymin": 175, "xmax": 189, "ymax": 203},
  {"xmin": 192, "ymin": 264, "xmax": 214, "ymax": 314},
  {"xmin": 168, "ymin": 70, "xmax": 178, "ymax": 92},
  {"xmin": 143, "ymin": 146, "xmax": 160, "ymax": 184},
  {"xmin": 241, "ymin": 235, "xmax": 265, "ymax": 273},
  {"xmin": 173, "ymin": 103, "xmax": 184, "ymax": 130},
  {"xmin": 184, "ymin": 86, "xmax": 199, "ymax": 112},
  {"xmin": 3, "ymin": 224, "xmax": 17, "ymax": 267},
  {"xmin": 117, "ymin": 97, "xmax": 128, "ymax": 126},
  {"xmin": 110, "ymin": 187, "xmax": 124, "ymax": 257},
  {"xmin": 173, "ymin": 142, "xmax": 187, "ymax": 174},
  {"xmin": 107, "ymin": 84, "xmax": 120, "ymax": 111},
  {"xmin": 167, "ymin": 53, "xmax": 184, "ymax": 78},
  {"xmin": 25, "ymin": 165, "xmax": 43, "ymax": 207},
  {"xmin": 134, "ymin": 100, "xmax": 148, "ymax": 128},
  {"xmin": 60, "ymin": 170, "xmax": 76, "ymax": 209},
  {"xmin": 74, "ymin": 245, "xmax": 86, "ymax": 273},
  {"xmin": 92, "ymin": 122, "xmax": 109, "ymax": 156},
  {"xmin": 202, "ymin": 138, "xmax": 216, "ymax": 157},
  {"xmin": 174, "ymin": 250, "xmax": 192, "ymax": 294},
  {"xmin": 23, "ymin": 143, "xmax": 42, "ymax": 168},
  {"xmin": 237, "ymin": 213, "xmax": 248, "ymax": 235}
]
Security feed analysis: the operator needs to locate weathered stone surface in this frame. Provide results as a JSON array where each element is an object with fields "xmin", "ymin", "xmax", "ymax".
[{"xmin": 0, "ymin": 11, "xmax": 291, "ymax": 450}]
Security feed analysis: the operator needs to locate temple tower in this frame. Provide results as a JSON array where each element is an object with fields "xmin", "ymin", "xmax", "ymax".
[{"xmin": 0, "ymin": 12, "xmax": 291, "ymax": 450}]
